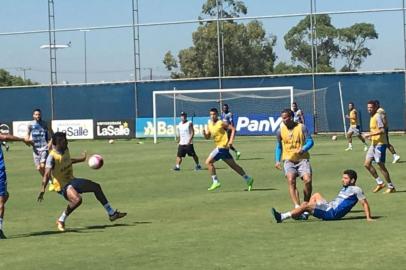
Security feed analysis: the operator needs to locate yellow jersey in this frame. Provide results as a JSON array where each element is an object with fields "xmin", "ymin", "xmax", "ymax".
[
  {"xmin": 376, "ymin": 107, "xmax": 388, "ymax": 128},
  {"xmin": 47, "ymin": 149, "xmax": 74, "ymax": 191},
  {"xmin": 349, "ymin": 109, "xmax": 358, "ymax": 127},
  {"xmin": 208, "ymin": 120, "xmax": 229, "ymax": 148},
  {"xmin": 369, "ymin": 113, "xmax": 387, "ymax": 145},
  {"xmin": 278, "ymin": 123, "xmax": 310, "ymax": 162}
]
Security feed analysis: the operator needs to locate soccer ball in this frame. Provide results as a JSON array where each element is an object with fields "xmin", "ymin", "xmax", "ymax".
[
  {"xmin": 331, "ymin": 135, "xmax": 337, "ymax": 141},
  {"xmin": 108, "ymin": 139, "xmax": 115, "ymax": 144},
  {"xmin": 88, "ymin": 154, "xmax": 104, "ymax": 169}
]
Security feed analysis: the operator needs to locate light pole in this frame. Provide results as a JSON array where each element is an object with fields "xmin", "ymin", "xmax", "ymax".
[
  {"xmin": 80, "ymin": 29, "xmax": 90, "ymax": 83},
  {"xmin": 16, "ymin": 67, "xmax": 31, "ymax": 81}
]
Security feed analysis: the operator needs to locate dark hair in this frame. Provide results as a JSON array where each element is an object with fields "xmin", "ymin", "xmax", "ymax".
[
  {"xmin": 223, "ymin": 104, "xmax": 229, "ymax": 108},
  {"xmin": 367, "ymin": 100, "xmax": 377, "ymax": 106},
  {"xmin": 349, "ymin": 102, "xmax": 354, "ymax": 106},
  {"xmin": 210, "ymin": 108, "xmax": 218, "ymax": 114},
  {"xmin": 33, "ymin": 108, "xmax": 42, "ymax": 113},
  {"xmin": 281, "ymin": 108, "xmax": 294, "ymax": 118},
  {"xmin": 343, "ymin": 169, "xmax": 357, "ymax": 182},
  {"xmin": 52, "ymin": 132, "xmax": 67, "ymax": 146},
  {"xmin": 292, "ymin": 102, "xmax": 297, "ymax": 105},
  {"xmin": 374, "ymin": 100, "xmax": 380, "ymax": 106}
]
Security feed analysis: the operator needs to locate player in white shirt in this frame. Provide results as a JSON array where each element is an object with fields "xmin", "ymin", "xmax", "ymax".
[{"xmin": 173, "ymin": 112, "xmax": 201, "ymax": 171}]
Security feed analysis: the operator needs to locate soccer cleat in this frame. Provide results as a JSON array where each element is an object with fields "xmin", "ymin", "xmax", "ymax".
[
  {"xmin": 345, "ymin": 147, "xmax": 353, "ymax": 151},
  {"xmin": 236, "ymin": 151, "xmax": 241, "ymax": 160},
  {"xmin": 363, "ymin": 146, "xmax": 368, "ymax": 152},
  {"xmin": 372, "ymin": 183, "xmax": 385, "ymax": 193},
  {"xmin": 271, "ymin": 208, "xmax": 282, "ymax": 223},
  {"xmin": 246, "ymin": 177, "xmax": 254, "ymax": 191},
  {"xmin": 48, "ymin": 180, "xmax": 56, "ymax": 192},
  {"xmin": 172, "ymin": 167, "xmax": 180, "ymax": 171},
  {"xmin": 392, "ymin": 155, "xmax": 400, "ymax": 164},
  {"xmin": 195, "ymin": 165, "xmax": 202, "ymax": 171},
  {"xmin": 109, "ymin": 210, "xmax": 127, "ymax": 222},
  {"xmin": 207, "ymin": 182, "xmax": 221, "ymax": 191},
  {"xmin": 56, "ymin": 220, "xmax": 65, "ymax": 232},
  {"xmin": 0, "ymin": 229, "xmax": 7, "ymax": 239},
  {"xmin": 383, "ymin": 187, "xmax": 396, "ymax": 194}
]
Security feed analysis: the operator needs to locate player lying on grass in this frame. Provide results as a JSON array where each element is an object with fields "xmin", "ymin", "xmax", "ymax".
[
  {"xmin": 271, "ymin": 169, "xmax": 373, "ymax": 223},
  {"xmin": 37, "ymin": 132, "xmax": 126, "ymax": 232}
]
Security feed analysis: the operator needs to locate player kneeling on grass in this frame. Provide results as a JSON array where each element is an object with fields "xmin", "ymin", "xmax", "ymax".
[
  {"xmin": 37, "ymin": 132, "xmax": 126, "ymax": 231},
  {"xmin": 271, "ymin": 169, "xmax": 373, "ymax": 223}
]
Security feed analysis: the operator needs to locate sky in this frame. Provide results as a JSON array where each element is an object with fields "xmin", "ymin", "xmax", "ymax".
[{"xmin": 0, "ymin": 0, "xmax": 405, "ymax": 84}]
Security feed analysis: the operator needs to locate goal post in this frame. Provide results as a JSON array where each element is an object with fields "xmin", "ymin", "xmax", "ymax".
[{"xmin": 152, "ymin": 86, "xmax": 294, "ymax": 144}]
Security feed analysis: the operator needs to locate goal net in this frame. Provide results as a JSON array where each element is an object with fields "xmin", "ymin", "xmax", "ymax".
[{"xmin": 152, "ymin": 86, "xmax": 328, "ymax": 143}]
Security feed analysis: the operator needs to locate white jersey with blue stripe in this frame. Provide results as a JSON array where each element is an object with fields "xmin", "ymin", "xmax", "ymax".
[
  {"xmin": 221, "ymin": 111, "xmax": 234, "ymax": 126},
  {"xmin": 328, "ymin": 185, "xmax": 365, "ymax": 216},
  {"xmin": 28, "ymin": 120, "xmax": 49, "ymax": 152}
]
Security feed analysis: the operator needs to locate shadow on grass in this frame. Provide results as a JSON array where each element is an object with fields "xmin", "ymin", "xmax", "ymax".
[
  {"xmin": 9, "ymin": 221, "xmax": 151, "ymax": 239},
  {"xmin": 312, "ymin": 153, "xmax": 334, "ymax": 156},
  {"xmin": 238, "ymin": 157, "xmax": 265, "ymax": 161},
  {"xmin": 247, "ymin": 188, "xmax": 278, "ymax": 192},
  {"xmin": 338, "ymin": 215, "xmax": 383, "ymax": 221}
]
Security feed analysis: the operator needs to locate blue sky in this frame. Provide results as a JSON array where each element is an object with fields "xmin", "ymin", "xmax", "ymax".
[{"xmin": 0, "ymin": 0, "xmax": 404, "ymax": 84}]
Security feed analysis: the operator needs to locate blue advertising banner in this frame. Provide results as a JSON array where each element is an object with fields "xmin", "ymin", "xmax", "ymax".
[{"xmin": 135, "ymin": 114, "xmax": 314, "ymax": 138}]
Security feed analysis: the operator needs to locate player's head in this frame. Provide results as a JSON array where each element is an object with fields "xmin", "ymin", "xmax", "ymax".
[
  {"xmin": 33, "ymin": 108, "xmax": 42, "ymax": 121},
  {"xmin": 210, "ymin": 107, "xmax": 219, "ymax": 121},
  {"xmin": 348, "ymin": 102, "xmax": 354, "ymax": 110},
  {"xmin": 180, "ymin": 111, "xmax": 187, "ymax": 122},
  {"xmin": 222, "ymin": 104, "xmax": 229, "ymax": 113},
  {"xmin": 291, "ymin": 102, "xmax": 298, "ymax": 111},
  {"xmin": 281, "ymin": 108, "xmax": 295, "ymax": 128},
  {"xmin": 367, "ymin": 100, "xmax": 378, "ymax": 115},
  {"xmin": 52, "ymin": 132, "xmax": 68, "ymax": 151},
  {"xmin": 374, "ymin": 100, "xmax": 380, "ymax": 108},
  {"xmin": 342, "ymin": 169, "xmax": 357, "ymax": 186}
]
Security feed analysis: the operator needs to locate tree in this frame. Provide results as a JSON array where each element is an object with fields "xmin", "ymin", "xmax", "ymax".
[
  {"xmin": 0, "ymin": 69, "xmax": 36, "ymax": 87},
  {"xmin": 338, "ymin": 23, "xmax": 378, "ymax": 72},
  {"xmin": 163, "ymin": 0, "xmax": 277, "ymax": 78},
  {"xmin": 284, "ymin": 14, "xmax": 339, "ymax": 72}
]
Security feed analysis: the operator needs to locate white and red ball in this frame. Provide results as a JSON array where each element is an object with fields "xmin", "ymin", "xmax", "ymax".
[{"xmin": 88, "ymin": 154, "xmax": 104, "ymax": 169}]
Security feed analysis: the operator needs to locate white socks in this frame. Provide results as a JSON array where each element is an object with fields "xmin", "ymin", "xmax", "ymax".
[
  {"xmin": 211, "ymin": 175, "xmax": 219, "ymax": 184},
  {"xmin": 104, "ymin": 203, "xmax": 115, "ymax": 216},
  {"xmin": 375, "ymin": 177, "xmax": 384, "ymax": 185},
  {"xmin": 281, "ymin": 212, "xmax": 292, "ymax": 220},
  {"xmin": 58, "ymin": 211, "xmax": 68, "ymax": 222},
  {"xmin": 0, "ymin": 217, "xmax": 3, "ymax": 230}
]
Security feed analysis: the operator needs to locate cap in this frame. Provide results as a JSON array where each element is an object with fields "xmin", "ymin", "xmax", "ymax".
[{"xmin": 180, "ymin": 111, "xmax": 187, "ymax": 116}]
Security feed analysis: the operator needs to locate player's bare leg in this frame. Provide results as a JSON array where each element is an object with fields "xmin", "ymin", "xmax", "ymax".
[
  {"xmin": 222, "ymin": 158, "xmax": 253, "ymax": 191},
  {"xmin": 174, "ymin": 157, "xmax": 182, "ymax": 170},
  {"xmin": 206, "ymin": 157, "xmax": 221, "ymax": 190},
  {"xmin": 302, "ymin": 173, "xmax": 312, "ymax": 202},
  {"xmin": 192, "ymin": 155, "xmax": 201, "ymax": 170},
  {"xmin": 346, "ymin": 131, "xmax": 353, "ymax": 151},
  {"xmin": 377, "ymin": 163, "xmax": 395, "ymax": 193},
  {"xmin": 365, "ymin": 158, "xmax": 386, "ymax": 193},
  {"xmin": 286, "ymin": 173, "xmax": 300, "ymax": 206},
  {"xmin": 0, "ymin": 194, "xmax": 9, "ymax": 239}
]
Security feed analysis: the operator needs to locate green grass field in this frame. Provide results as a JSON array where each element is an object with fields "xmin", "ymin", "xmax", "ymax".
[{"xmin": 1, "ymin": 135, "xmax": 405, "ymax": 270}]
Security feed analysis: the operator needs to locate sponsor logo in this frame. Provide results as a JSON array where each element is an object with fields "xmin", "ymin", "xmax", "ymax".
[
  {"xmin": 12, "ymin": 121, "xmax": 32, "ymax": 137},
  {"xmin": 95, "ymin": 120, "xmax": 134, "ymax": 139},
  {"xmin": 0, "ymin": 123, "xmax": 11, "ymax": 135},
  {"xmin": 236, "ymin": 116, "xmax": 282, "ymax": 133},
  {"xmin": 52, "ymin": 120, "xmax": 94, "ymax": 139}
]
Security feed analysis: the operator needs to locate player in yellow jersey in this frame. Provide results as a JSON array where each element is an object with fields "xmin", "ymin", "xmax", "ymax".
[
  {"xmin": 203, "ymin": 108, "xmax": 253, "ymax": 191},
  {"xmin": 375, "ymin": 100, "xmax": 400, "ymax": 163},
  {"xmin": 345, "ymin": 102, "xmax": 368, "ymax": 151},
  {"xmin": 275, "ymin": 109, "xmax": 314, "ymax": 219},
  {"xmin": 363, "ymin": 101, "xmax": 396, "ymax": 194},
  {"xmin": 37, "ymin": 132, "xmax": 126, "ymax": 231}
]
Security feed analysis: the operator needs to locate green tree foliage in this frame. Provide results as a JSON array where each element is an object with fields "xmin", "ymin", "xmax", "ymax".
[
  {"xmin": 338, "ymin": 23, "xmax": 378, "ymax": 72},
  {"xmin": 0, "ymin": 69, "xmax": 36, "ymax": 87},
  {"xmin": 163, "ymin": 0, "xmax": 277, "ymax": 78}
]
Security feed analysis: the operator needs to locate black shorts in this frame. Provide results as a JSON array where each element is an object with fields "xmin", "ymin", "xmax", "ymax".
[{"xmin": 177, "ymin": 144, "xmax": 196, "ymax": 157}]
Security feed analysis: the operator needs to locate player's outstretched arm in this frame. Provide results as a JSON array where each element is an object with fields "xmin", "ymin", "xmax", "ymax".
[
  {"xmin": 37, "ymin": 168, "xmax": 51, "ymax": 202},
  {"xmin": 0, "ymin": 134, "xmax": 32, "ymax": 146},
  {"xmin": 359, "ymin": 198, "xmax": 373, "ymax": 221},
  {"xmin": 71, "ymin": 151, "xmax": 87, "ymax": 164}
]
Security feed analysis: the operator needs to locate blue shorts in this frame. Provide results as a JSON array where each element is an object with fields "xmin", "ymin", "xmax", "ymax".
[
  {"xmin": 313, "ymin": 202, "xmax": 347, "ymax": 220},
  {"xmin": 366, "ymin": 144, "xmax": 387, "ymax": 163},
  {"xmin": 58, "ymin": 178, "xmax": 90, "ymax": 200},
  {"xmin": 209, "ymin": 148, "xmax": 233, "ymax": 161},
  {"xmin": 0, "ymin": 170, "xmax": 8, "ymax": 197}
]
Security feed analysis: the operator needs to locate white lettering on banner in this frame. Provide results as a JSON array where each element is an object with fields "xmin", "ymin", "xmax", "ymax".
[
  {"xmin": 236, "ymin": 116, "xmax": 282, "ymax": 133},
  {"xmin": 143, "ymin": 121, "xmax": 208, "ymax": 137},
  {"xmin": 52, "ymin": 120, "xmax": 94, "ymax": 139},
  {"xmin": 97, "ymin": 125, "xmax": 130, "ymax": 136}
]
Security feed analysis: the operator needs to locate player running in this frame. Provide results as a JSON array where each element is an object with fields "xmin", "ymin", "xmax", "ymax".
[
  {"xmin": 203, "ymin": 108, "xmax": 253, "ymax": 191},
  {"xmin": 375, "ymin": 100, "xmax": 400, "ymax": 163},
  {"xmin": 37, "ymin": 132, "xmax": 126, "ymax": 232},
  {"xmin": 173, "ymin": 112, "xmax": 201, "ymax": 171},
  {"xmin": 271, "ymin": 169, "xmax": 373, "ymax": 223},
  {"xmin": 363, "ymin": 100, "xmax": 396, "ymax": 194},
  {"xmin": 0, "ymin": 133, "xmax": 31, "ymax": 239},
  {"xmin": 275, "ymin": 108, "xmax": 314, "ymax": 217},
  {"xmin": 291, "ymin": 102, "xmax": 304, "ymax": 124},
  {"xmin": 26, "ymin": 109, "xmax": 54, "ymax": 187},
  {"xmin": 221, "ymin": 104, "xmax": 241, "ymax": 160},
  {"xmin": 345, "ymin": 102, "xmax": 368, "ymax": 151}
]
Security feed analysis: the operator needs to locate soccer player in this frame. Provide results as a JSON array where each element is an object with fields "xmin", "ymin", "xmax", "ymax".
[
  {"xmin": 203, "ymin": 108, "xmax": 253, "ymax": 191},
  {"xmin": 0, "ymin": 133, "xmax": 31, "ymax": 239},
  {"xmin": 221, "ymin": 104, "xmax": 241, "ymax": 160},
  {"xmin": 26, "ymin": 109, "xmax": 53, "ymax": 185},
  {"xmin": 291, "ymin": 102, "xmax": 304, "ymax": 124},
  {"xmin": 275, "ymin": 108, "xmax": 314, "ymax": 215},
  {"xmin": 345, "ymin": 102, "xmax": 368, "ymax": 151},
  {"xmin": 363, "ymin": 100, "xmax": 396, "ymax": 194},
  {"xmin": 375, "ymin": 100, "xmax": 400, "ymax": 163},
  {"xmin": 37, "ymin": 132, "xmax": 126, "ymax": 231},
  {"xmin": 271, "ymin": 169, "xmax": 373, "ymax": 223},
  {"xmin": 173, "ymin": 112, "xmax": 201, "ymax": 171}
]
